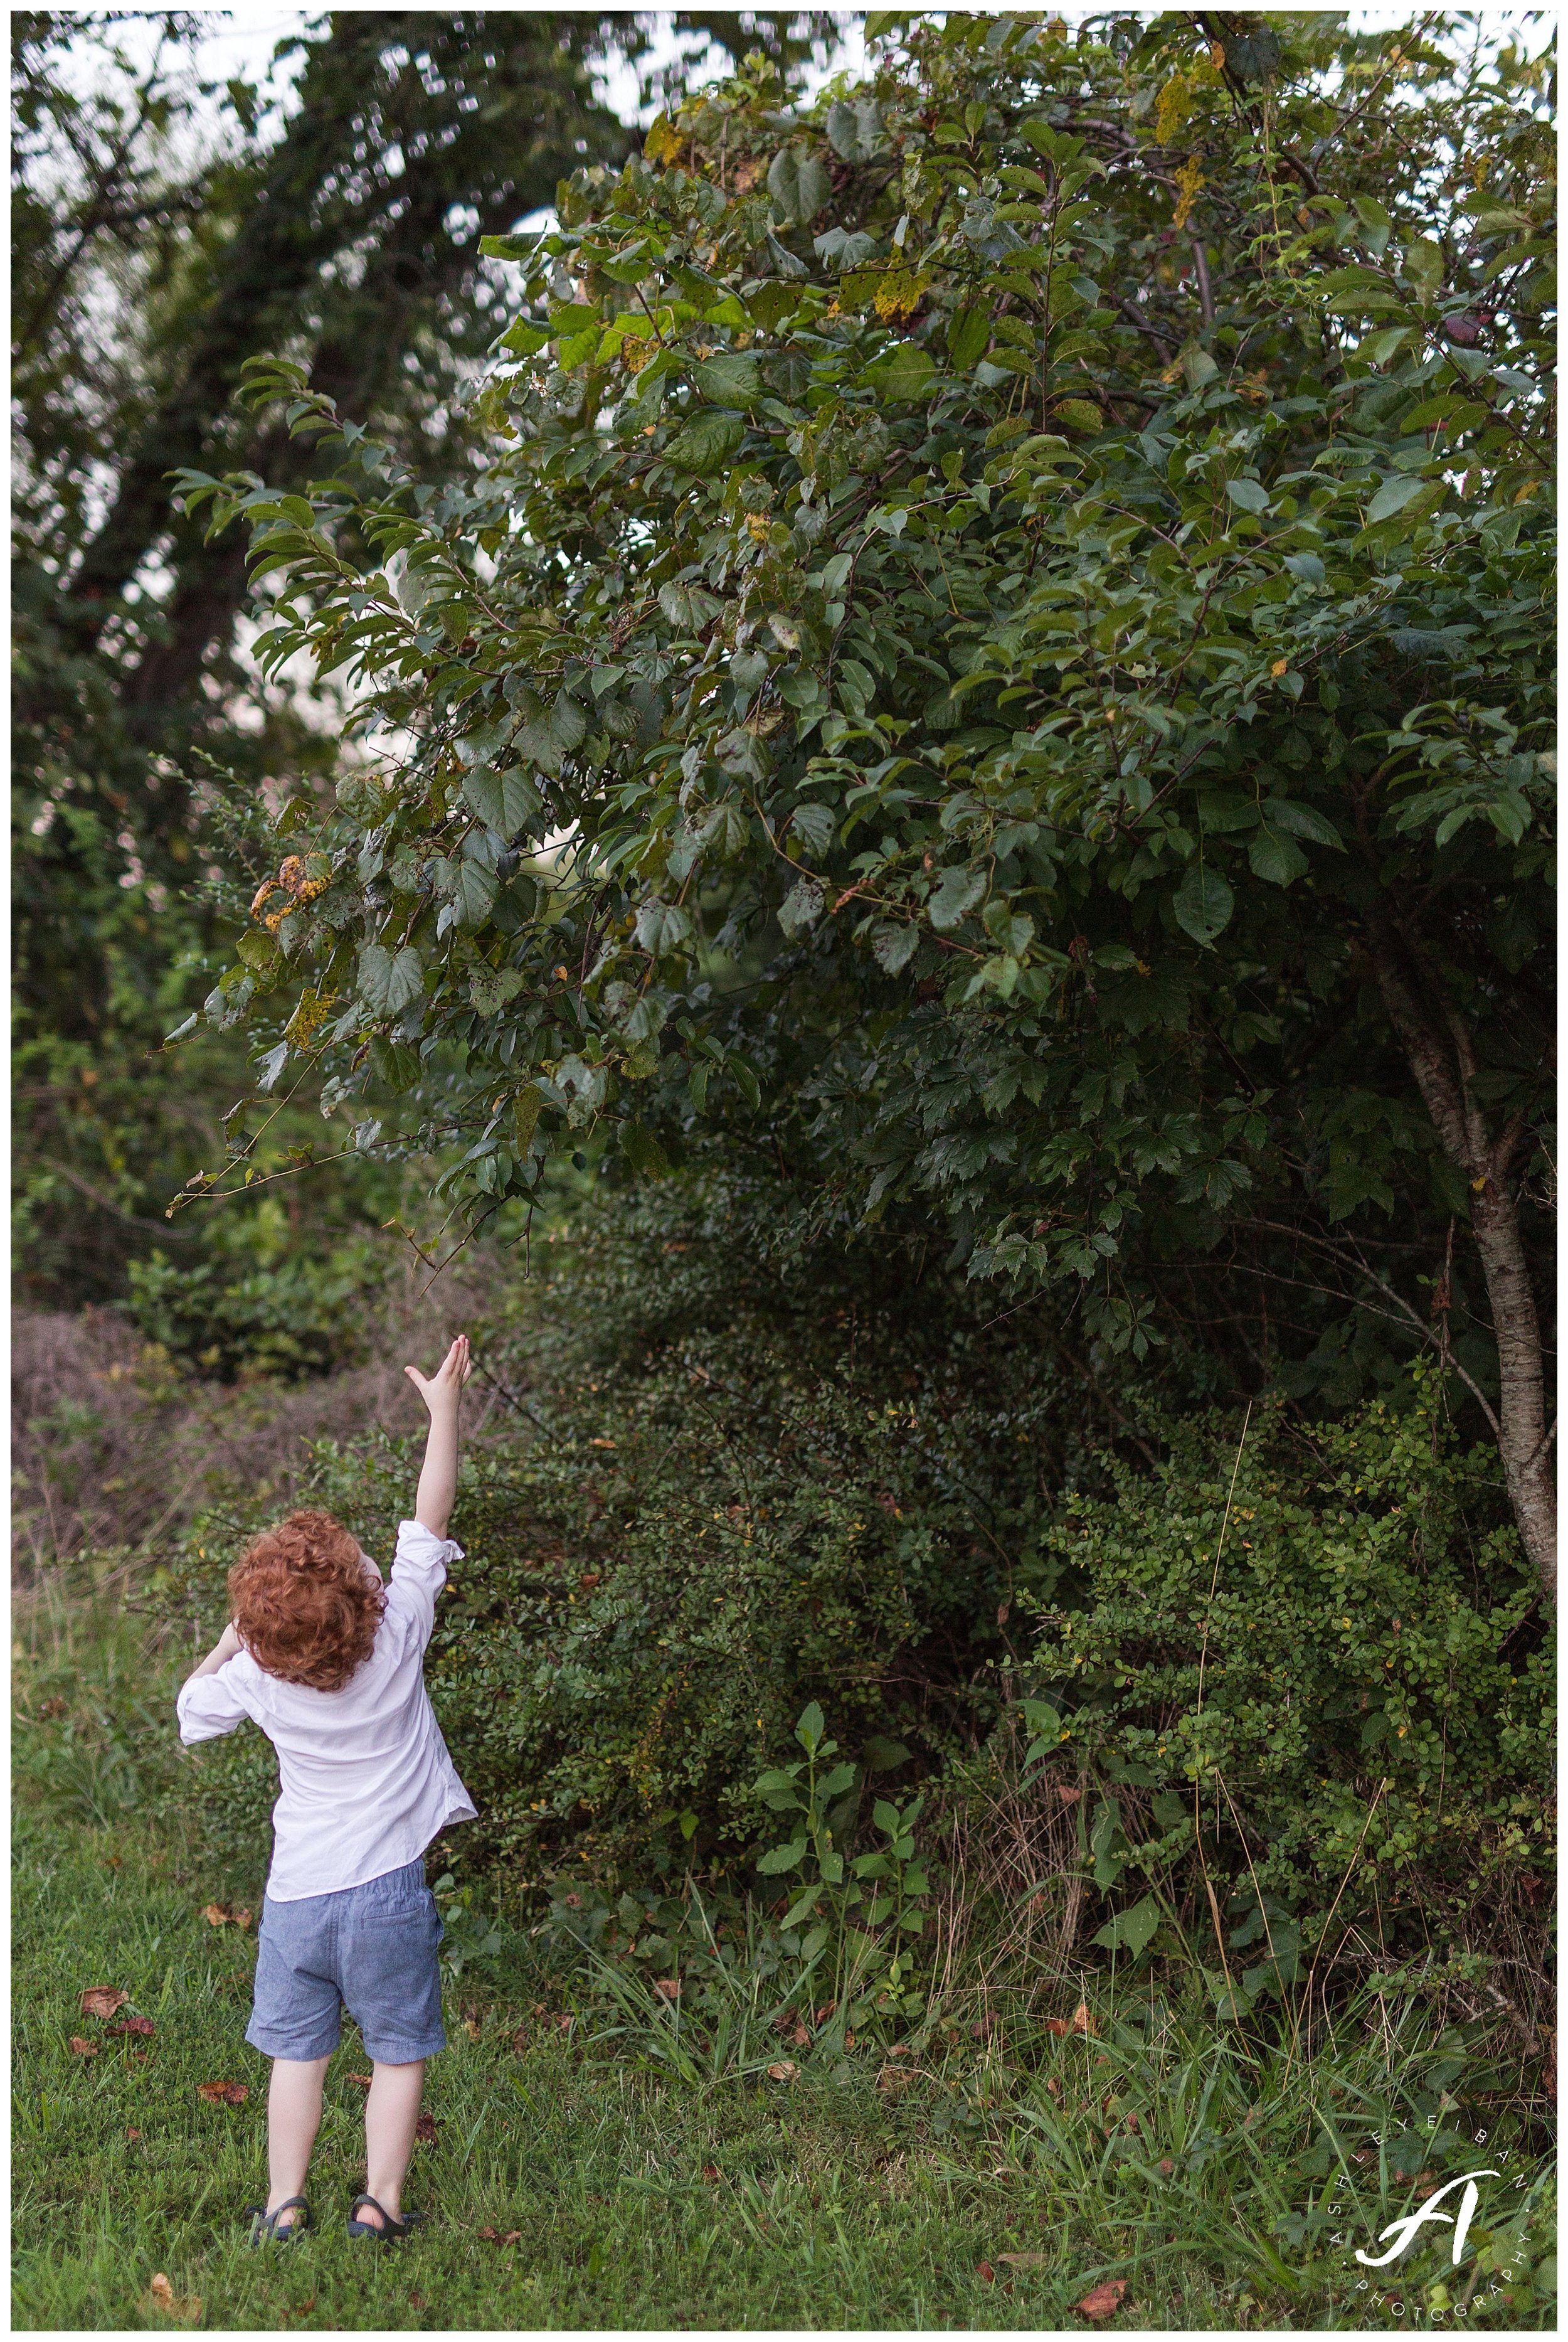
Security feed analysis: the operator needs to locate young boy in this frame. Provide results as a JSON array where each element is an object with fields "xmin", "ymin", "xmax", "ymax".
[{"xmin": 177, "ymin": 1334, "xmax": 476, "ymax": 2245}]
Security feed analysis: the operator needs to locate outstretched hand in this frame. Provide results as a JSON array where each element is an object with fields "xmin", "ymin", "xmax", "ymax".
[{"xmin": 405, "ymin": 1334, "xmax": 472, "ymax": 1414}]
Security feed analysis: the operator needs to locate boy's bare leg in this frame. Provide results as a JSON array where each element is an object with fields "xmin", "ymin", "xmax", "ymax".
[
  {"xmin": 267, "ymin": 2055, "xmax": 329, "ymax": 2224},
  {"xmin": 361, "ymin": 2058, "xmax": 426, "ymax": 2225}
]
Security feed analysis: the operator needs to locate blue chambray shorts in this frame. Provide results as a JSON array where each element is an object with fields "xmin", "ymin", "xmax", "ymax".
[{"xmin": 246, "ymin": 1858, "xmax": 446, "ymax": 2064}]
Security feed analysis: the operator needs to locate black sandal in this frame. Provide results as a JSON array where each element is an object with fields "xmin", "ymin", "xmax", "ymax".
[
  {"xmin": 347, "ymin": 2193, "xmax": 423, "ymax": 2243},
  {"xmin": 247, "ymin": 2196, "xmax": 311, "ymax": 2244}
]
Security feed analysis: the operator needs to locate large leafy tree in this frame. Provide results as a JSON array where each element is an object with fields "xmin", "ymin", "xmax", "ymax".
[
  {"xmin": 181, "ymin": 13, "xmax": 1555, "ymax": 1587},
  {"xmin": 13, "ymin": 8, "xmax": 637, "ymax": 1299}
]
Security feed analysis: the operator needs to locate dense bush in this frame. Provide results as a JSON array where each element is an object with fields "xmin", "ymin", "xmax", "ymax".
[
  {"xmin": 1020, "ymin": 1392, "xmax": 1553, "ymax": 1991},
  {"xmin": 167, "ymin": 1176, "xmax": 1101, "ymax": 1882},
  {"xmin": 124, "ymin": 1204, "xmax": 391, "ymax": 1383},
  {"xmin": 167, "ymin": 1183, "xmax": 1550, "ymax": 2020}
]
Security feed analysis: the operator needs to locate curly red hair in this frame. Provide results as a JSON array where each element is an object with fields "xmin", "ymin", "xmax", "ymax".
[{"xmin": 228, "ymin": 1508, "xmax": 385, "ymax": 1691}]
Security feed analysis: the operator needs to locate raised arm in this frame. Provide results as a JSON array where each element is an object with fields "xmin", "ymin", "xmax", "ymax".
[
  {"xmin": 183, "ymin": 1620, "xmax": 241, "ymax": 1688},
  {"xmin": 403, "ymin": 1333, "xmax": 472, "ymax": 1540}
]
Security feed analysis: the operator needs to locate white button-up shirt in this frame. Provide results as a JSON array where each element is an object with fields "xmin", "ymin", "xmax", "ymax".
[{"xmin": 176, "ymin": 1519, "xmax": 477, "ymax": 1902}]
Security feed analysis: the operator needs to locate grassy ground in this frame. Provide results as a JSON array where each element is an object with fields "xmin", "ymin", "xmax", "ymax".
[{"xmin": 13, "ymin": 1566, "xmax": 1557, "ymax": 2332}]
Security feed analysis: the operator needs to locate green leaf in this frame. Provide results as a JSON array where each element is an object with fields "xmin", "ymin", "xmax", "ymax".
[
  {"xmin": 512, "ymin": 1087, "xmax": 543, "ymax": 1153},
  {"xmin": 1366, "ymin": 472, "xmax": 1430, "ymax": 523},
  {"xmin": 928, "ymin": 865, "xmax": 986, "ymax": 930},
  {"xmin": 872, "ymin": 922, "xmax": 920, "ymax": 975},
  {"xmin": 1055, "ymin": 399, "xmax": 1103, "ymax": 434},
  {"xmin": 1172, "ymin": 865, "xmax": 1234, "ymax": 945},
  {"xmin": 1248, "ymin": 822, "xmax": 1310, "ymax": 887},
  {"xmin": 864, "ymin": 344, "xmax": 937, "ymax": 402},
  {"xmin": 620, "ymin": 1120, "xmax": 670, "ymax": 1179},
  {"xmin": 947, "ymin": 306, "xmax": 991, "ymax": 370},
  {"xmin": 1182, "ymin": 344, "xmax": 1219, "ymax": 390},
  {"xmin": 779, "ymin": 876, "xmax": 825, "ymax": 939},
  {"xmin": 1093, "ymin": 1893, "xmax": 1161, "ymax": 1958},
  {"xmin": 767, "ymin": 147, "xmax": 830, "ymax": 228},
  {"xmin": 789, "ymin": 801, "xmax": 836, "ymax": 856},
  {"xmin": 1225, "ymin": 476, "xmax": 1269, "ymax": 513},
  {"xmin": 1020, "ymin": 1698, "xmax": 1062, "ymax": 1741},
  {"xmin": 236, "ymin": 930, "xmax": 281, "ymax": 977},
  {"xmin": 1267, "ymin": 799, "xmax": 1343, "ymax": 849},
  {"xmin": 689, "ymin": 353, "xmax": 761, "ymax": 407},
  {"xmin": 469, "ymin": 964, "xmax": 525, "ymax": 1016},
  {"xmin": 448, "ymin": 858, "xmax": 499, "ymax": 930},
  {"xmin": 368, "ymin": 1035, "xmax": 420, "ymax": 1092},
  {"xmin": 795, "ymin": 1701, "xmax": 825, "ymax": 1753},
  {"xmin": 756, "ymin": 1836, "xmax": 808, "ymax": 1875},
  {"xmin": 664, "ymin": 412, "xmax": 744, "ymax": 476},
  {"xmin": 657, "ymin": 580, "xmax": 724, "ymax": 632},
  {"xmin": 462, "ymin": 764, "xmax": 542, "ymax": 838},
  {"xmin": 357, "ymin": 942, "xmax": 425, "ymax": 1018},
  {"xmin": 635, "ymin": 902, "xmax": 692, "ymax": 954}
]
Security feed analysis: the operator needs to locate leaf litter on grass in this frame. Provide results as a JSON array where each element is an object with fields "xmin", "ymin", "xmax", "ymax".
[
  {"xmin": 142, "ymin": 2272, "xmax": 202, "ymax": 2325},
  {"xmin": 79, "ymin": 1985, "xmax": 128, "ymax": 2019}
]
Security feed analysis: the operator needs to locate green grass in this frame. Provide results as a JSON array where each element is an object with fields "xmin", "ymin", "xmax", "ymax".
[{"xmin": 13, "ymin": 1566, "xmax": 1557, "ymax": 2331}]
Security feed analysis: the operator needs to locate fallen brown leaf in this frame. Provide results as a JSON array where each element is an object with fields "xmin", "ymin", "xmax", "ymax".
[
  {"xmin": 68, "ymin": 2035, "xmax": 100, "ymax": 2058},
  {"xmin": 415, "ymin": 2111, "xmax": 438, "ymax": 2143},
  {"xmin": 510, "ymin": 2027, "xmax": 529, "ymax": 2056},
  {"xmin": 111, "ymin": 2014, "xmax": 156, "ymax": 2038},
  {"xmin": 346, "ymin": 2072, "xmax": 373, "ymax": 2088},
  {"xmin": 463, "ymin": 2016, "xmax": 482, "ymax": 2040},
  {"xmin": 79, "ymin": 1986, "xmax": 129, "ymax": 2021},
  {"xmin": 1072, "ymin": 2000, "xmax": 1098, "ymax": 2036},
  {"xmin": 1076, "ymin": 2277, "xmax": 1127, "ymax": 2321},
  {"xmin": 126, "ymin": 2127, "xmax": 142, "ymax": 2142},
  {"xmin": 233, "ymin": 1908, "xmax": 253, "ymax": 1930},
  {"xmin": 143, "ymin": 2272, "xmax": 203, "ymax": 2324},
  {"xmin": 1158, "ymin": 2158, "xmax": 1173, "ymax": 2177},
  {"xmin": 701, "ymin": 2163, "xmax": 721, "ymax": 2182},
  {"xmin": 1045, "ymin": 2016, "xmax": 1070, "ymax": 2036},
  {"xmin": 477, "ymin": 2227, "xmax": 522, "ymax": 2245},
  {"xmin": 202, "ymin": 1903, "xmax": 230, "ymax": 1927},
  {"xmin": 197, "ymin": 2079, "xmax": 248, "ymax": 2105},
  {"xmin": 1058, "ymin": 1784, "xmax": 1083, "ymax": 1805},
  {"xmin": 654, "ymin": 1977, "xmax": 681, "ymax": 2000},
  {"xmin": 976, "ymin": 2260, "xmax": 996, "ymax": 2284},
  {"xmin": 790, "ymin": 2020, "xmax": 810, "ymax": 2047},
  {"xmin": 999, "ymin": 2254, "xmax": 1051, "ymax": 2267},
  {"xmin": 766, "ymin": 2059, "xmax": 798, "ymax": 2082},
  {"xmin": 813, "ymin": 2001, "xmax": 837, "ymax": 2023}
]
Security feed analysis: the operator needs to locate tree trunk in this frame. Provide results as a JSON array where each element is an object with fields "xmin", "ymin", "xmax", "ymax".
[{"xmin": 1365, "ymin": 913, "xmax": 1555, "ymax": 1599}]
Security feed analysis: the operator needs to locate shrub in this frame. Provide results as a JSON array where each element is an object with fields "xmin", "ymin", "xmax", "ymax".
[
  {"xmin": 1017, "ymin": 1390, "xmax": 1554, "ymax": 1998},
  {"xmin": 167, "ymin": 1176, "xmax": 1098, "ymax": 1883}
]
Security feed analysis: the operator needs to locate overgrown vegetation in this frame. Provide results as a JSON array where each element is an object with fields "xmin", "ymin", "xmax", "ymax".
[
  {"xmin": 157, "ymin": 1179, "xmax": 1552, "ymax": 2037},
  {"xmin": 13, "ymin": 1564, "xmax": 1557, "ymax": 2331}
]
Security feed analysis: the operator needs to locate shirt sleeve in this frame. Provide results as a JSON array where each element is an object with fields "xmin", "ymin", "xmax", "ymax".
[
  {"xmin": 386, "ymin": 1518, "xmax": 465, "ymax": 1651},
  {"xmin": 176, "ymin": 1654, "xmax": 260, "ymax": 1745}
]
